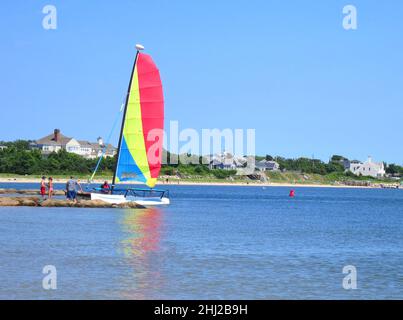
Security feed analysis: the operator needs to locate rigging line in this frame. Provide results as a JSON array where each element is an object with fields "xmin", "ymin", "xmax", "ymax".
[{"xmin": 88, "ymin": 103, "xmax": 125, "ymax": 183}]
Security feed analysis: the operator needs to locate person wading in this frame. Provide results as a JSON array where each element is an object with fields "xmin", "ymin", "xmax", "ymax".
[
  {"xmin": 40, "ymin": 176, "xmax": 47, "ymax": 199},
  {"xmin": 48, "ymin": 177, "xmax": 54, "ymax": 199}
]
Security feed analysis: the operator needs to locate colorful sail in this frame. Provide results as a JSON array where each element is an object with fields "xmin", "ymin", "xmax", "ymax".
[{"xmin": 115, "ymin": 52, "xmax": 164, "ymax": 188}]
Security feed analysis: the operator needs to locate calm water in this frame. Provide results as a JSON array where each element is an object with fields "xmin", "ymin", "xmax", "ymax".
[{"xmin": 0, "ymin": 182, "xmax": 402, "ymax": 299}]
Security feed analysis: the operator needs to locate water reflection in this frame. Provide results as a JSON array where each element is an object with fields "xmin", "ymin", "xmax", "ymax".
[{"xmin": 119, "ymin": 208, "xmax": 164, "ymax": 299}]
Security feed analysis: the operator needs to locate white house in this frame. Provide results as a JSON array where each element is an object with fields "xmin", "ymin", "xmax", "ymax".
[
  {"xmin": 349, "ymin": 156, "xmax": 385, "ymax": 178},
  {"xmin": 32, "ymin": 129, "xmax": 116, "ymax": 159}
]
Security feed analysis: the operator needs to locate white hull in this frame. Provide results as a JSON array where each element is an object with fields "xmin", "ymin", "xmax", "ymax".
[{"xmin": 90, "ymin": 193, "xmax": 170, "ymax": 206}]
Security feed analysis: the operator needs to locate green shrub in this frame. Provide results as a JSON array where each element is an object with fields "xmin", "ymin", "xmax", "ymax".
[{"xmin": 212, "ymin": 169, "xmax": 236, "ymax": 179}]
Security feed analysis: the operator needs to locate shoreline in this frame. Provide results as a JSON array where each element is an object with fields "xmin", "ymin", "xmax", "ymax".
[{"xmin": 0, "ymin": 177, "xmax": 397, "ymax": 189}]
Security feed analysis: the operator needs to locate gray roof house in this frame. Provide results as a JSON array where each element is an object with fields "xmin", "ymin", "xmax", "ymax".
[
  {"xmin": 32, "ymin": 129, "xmax": 116, "ymax": 159},
  {"xmin": 255, "ymin": 160, "xmax": 280, "ymax": 171},
  {"xmin": 208, "ymin": 152, "xmax": 247, "ymax": 170}
]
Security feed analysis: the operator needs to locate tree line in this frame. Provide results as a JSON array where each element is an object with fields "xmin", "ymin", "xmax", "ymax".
[
  {"xmin": 0, "ymin": 140, "xmax": 115, "ymax": 176},
  {"xmin": 0, "ymin": 140, "xmax": 402, "ymax": 178},
  {"xmin": 257, "ymin": 154, "xmax": 403, "ymax": 176}
]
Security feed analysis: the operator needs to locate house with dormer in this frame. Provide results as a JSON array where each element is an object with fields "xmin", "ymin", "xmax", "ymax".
[{"xmin": 31, "ymin": 129, "xmax": 116, "ymax": 159}]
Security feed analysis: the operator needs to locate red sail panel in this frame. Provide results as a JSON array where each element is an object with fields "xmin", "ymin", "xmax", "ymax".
[{"xmin": 137, "ymin": 53, "xmax": 164, "ymax": 179}]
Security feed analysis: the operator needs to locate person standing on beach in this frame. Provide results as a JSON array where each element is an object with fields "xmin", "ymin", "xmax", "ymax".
[
  {"xmin": 40, "ymin": 176, "xmax": 47, "ymax": 199},
  {"xmin": 48, "ymin": 177, "xmax": 54, "ymax": 199},
  {"xmin": 66, "ymin": 176, "xmax": 79, "ymax": 203}
]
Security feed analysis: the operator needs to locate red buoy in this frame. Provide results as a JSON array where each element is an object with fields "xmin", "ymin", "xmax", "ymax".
[{"xmin": 289, "ymin": 189, "xmax": 295, "ymax": 197}]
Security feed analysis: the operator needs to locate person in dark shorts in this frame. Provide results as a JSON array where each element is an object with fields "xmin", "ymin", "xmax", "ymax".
[{"xmin": 66, "ymin": 176, "xmax": 79, "ymax": 203}]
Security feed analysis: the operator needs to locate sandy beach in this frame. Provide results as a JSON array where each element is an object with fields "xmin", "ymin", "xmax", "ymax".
[{"xmin": 0, "ymin": 176, "xmax": 390, "ymax": 189}]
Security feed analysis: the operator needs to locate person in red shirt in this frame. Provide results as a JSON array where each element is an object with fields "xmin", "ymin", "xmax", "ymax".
[
  {"xmin": 101, "ymin": 181, "xmax": 110, "ymax": 194},
  {"xmin": 40, "ymin": 176, "xmax": 47, "ymax": 199}
]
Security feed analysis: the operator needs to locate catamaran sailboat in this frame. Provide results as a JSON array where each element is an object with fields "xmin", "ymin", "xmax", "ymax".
[{"xmin": 90, "ymin": 44, "xmax": 170, "ymax": 206}]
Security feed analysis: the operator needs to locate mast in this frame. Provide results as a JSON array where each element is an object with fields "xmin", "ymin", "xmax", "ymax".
[{"xmin": 112, "ymin": 45, "xmax": 144, "ymax": 188}]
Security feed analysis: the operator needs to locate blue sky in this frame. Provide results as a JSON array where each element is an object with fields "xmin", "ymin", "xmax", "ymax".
[{"xmin": 0, "ymin": 0, "xmax": 402, "ymax": 163}]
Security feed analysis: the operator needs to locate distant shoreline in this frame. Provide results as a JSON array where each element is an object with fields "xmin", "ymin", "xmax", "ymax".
[{"xmin": 0, "ymin": 177, "xmax": 397, "ymax": 189}]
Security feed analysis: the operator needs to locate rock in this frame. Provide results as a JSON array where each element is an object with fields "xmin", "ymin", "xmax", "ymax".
[
  {"xmin": 18, "ymin": 197, "xmax": 40, "ymax": 207},
  {"xmin": 75, "ymin": 200, "xmax": 112, "ymax": 208},
  {"xmin": 17, "ymin": 190, "xmax": 39, "ymax": 195},
  {"xmin": 0, "ymin": 198, "xmax": 20, "ymax": 206},
  {"xmin": 0, "ymin": 196, "xmax": 144, "ymax": 209},
  {"xmin": 40, "ymin": 199, "xmax": 73, "ymax": 207},
  {"xmin": 0, "ymin": 189, "xmax": 17, "ymax": 194},
  {"xmin": 117, "ymin": 202, "xmax": 145, "ymax": 209},
  {"xmin": 54, "ymin": 190, "xmax": 66, "ymax": 196},
  {"xmin": 0, "ymin": 189, "xmax": 65, "ymax": 196}
]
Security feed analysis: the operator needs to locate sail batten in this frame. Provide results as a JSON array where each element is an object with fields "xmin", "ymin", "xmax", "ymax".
[{"xmin": 114, "ymin": 52, "xmax": 164, "ymax": 188}]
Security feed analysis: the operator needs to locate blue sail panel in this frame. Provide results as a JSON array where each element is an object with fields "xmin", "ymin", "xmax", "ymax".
[{"xmin": 115, "ymin": 137, "xmax": 147, "ymax": 183}]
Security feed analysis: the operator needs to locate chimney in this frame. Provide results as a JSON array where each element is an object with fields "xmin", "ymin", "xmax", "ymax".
[{"xmin": 54, "ymin": 129, "xmax": 60, "ymax": 142}]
